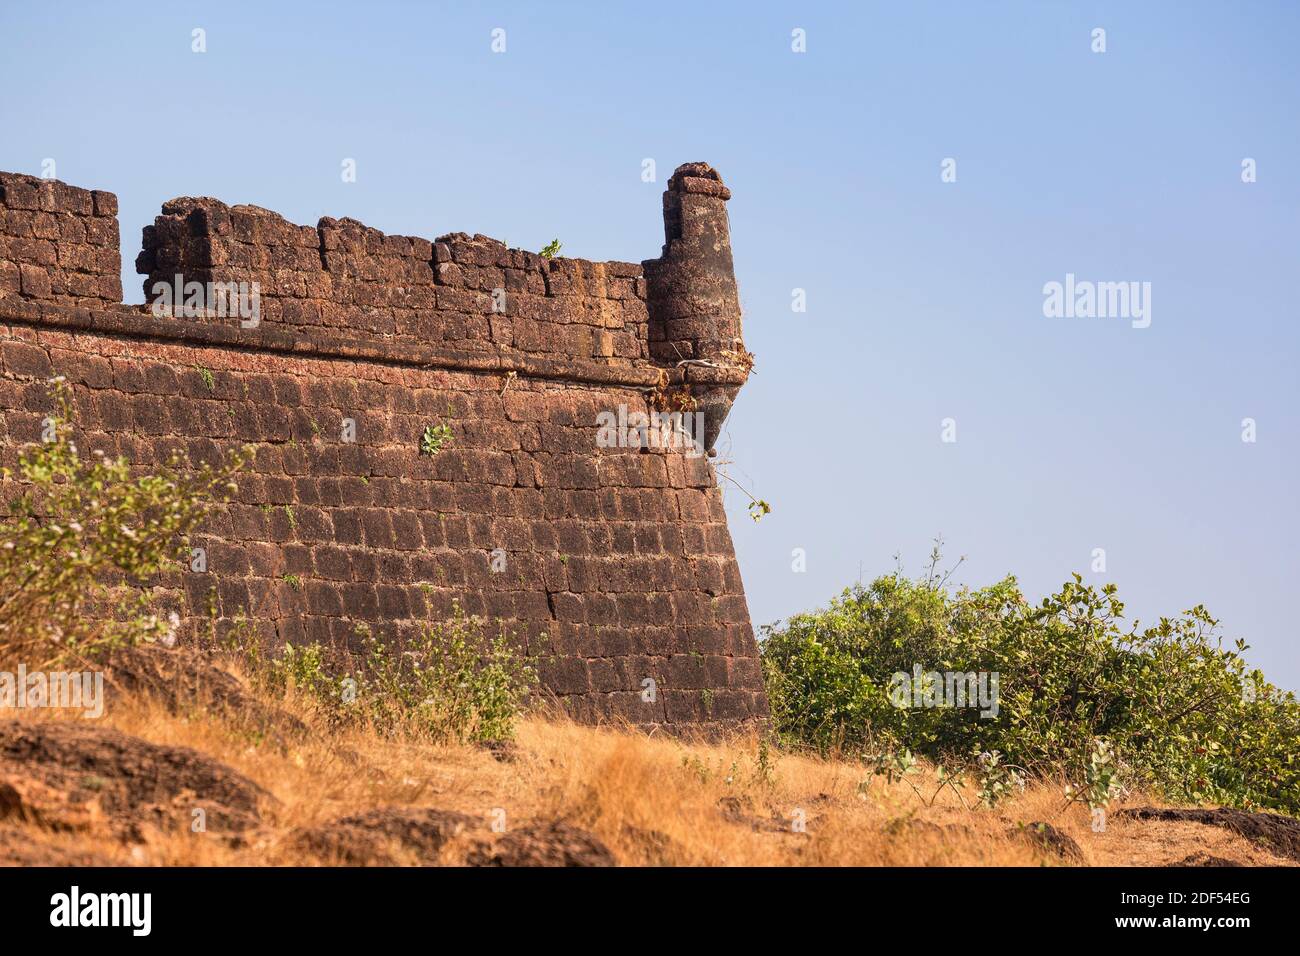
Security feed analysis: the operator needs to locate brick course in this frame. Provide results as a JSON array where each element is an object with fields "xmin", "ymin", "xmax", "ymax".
[{"xmin": 0, "ymin": 163, "xmax": 764, "ymax": 731}]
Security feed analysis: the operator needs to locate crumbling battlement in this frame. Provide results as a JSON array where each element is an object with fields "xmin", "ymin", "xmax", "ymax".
[
  {"xmin": 137, "ymin": 200, "xmax": 650, "ymax": 364},
  {"xmin": 0, "ymin": 173, "xmax": 121, "ymax": 308},
  {"xmin": 0, "ymin": 162, "xmax": 763, "ymax": 730}
]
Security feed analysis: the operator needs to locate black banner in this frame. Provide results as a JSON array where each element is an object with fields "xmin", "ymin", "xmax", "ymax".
[{"xmin": 0, "ymin": 865, "xmax": 1285, "ymax": 942}]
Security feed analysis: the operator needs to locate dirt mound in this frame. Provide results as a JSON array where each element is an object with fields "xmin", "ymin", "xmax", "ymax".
[
  {"xmin": 292, "ymin": 807, "xmax": 479, "ymax": 865},
  {"xmin": 100, "ymin": 644, "xmax": 306, "ymax": 740},
  {"xmin": 0, "ymin": 720, "xmax": 272, "ymax": 839},
  {"xmin": 1010, "ymin": 821, "xmax": 1085, "ymax": 862},
  {"xmin": 1117, "ymin": 807, "xmax": 1300, "ymax": 864},
  {"xmin": 466, "ymin": 821, "xmax": 616, "ymax": 867}
]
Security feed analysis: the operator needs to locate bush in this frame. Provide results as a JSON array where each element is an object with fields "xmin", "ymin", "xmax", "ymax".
[
  {"xmin": 0, "ymin": 379, "xmax": 249, "ymax": 667},
  {"xmin": 245, "ymin": 602, "xmax": 537, "ymax": 744},
  {"xmin": 761, "ymin": 560, "xmax": 1300, "ymax": 815}
]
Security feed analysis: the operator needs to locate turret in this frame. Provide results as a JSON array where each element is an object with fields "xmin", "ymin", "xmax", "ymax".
[{"xmin": 643, "ymin": 163, "xmax": 749, "ymax": 453}]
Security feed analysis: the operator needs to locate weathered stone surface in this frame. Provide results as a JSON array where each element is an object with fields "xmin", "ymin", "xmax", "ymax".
[
  {"xmin": 466, "ymin": 820, "xmax": 615, "ymax": 867},
  {"xmin": 0, "ymin": 173, "xmax": 121, "ymax": 307},
  {"xmin": 1009, "ymin": 821, "xmax": 1085, "ymax": 863},
  {"xmin": 100, "ymin": 644, "xmax": 307, "ymax": 742},
  {"xmin": 0, "ymin": 720, "xmax": 271, "ymax": 838},
  {"xmin": 290, "ymin": 807, "xmax": 479, "ymax": 865},
  {"xmin": 1117, "ymin": 807, "xmax": 1300, "ymax": 864},
  {"xmin": 0, "ymin": 163, "xmax": 765, "ymax": 732}
]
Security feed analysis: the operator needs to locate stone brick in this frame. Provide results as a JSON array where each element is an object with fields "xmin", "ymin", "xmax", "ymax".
[{"xmin": 1, "ymin": 340, "xmax": 52, "ymax": 379}]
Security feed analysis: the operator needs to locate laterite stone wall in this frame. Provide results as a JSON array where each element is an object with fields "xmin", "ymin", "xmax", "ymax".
[{"xmin": 0, "ymin": 162, "xmax": 765, "ymax": 731}]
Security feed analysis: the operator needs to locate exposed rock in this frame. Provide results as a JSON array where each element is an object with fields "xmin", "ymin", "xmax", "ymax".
[
  {"xmin": 293, "ymin": 807, "xmax": 613, "ymax": 867},
  {"xmin": 1174, "ymin": 851, "xmax": 1243, "ymax": 867},
  {"xmin": 1010, "ymin": 821, "xmax": 1085, "ymax": 863},
  {"xmin": 467, "ymin": 821, "xmax": 615, "ymax": 867},
  {"xmin": 1117, "ymin": 807, "xmax": 1300, "ymax": 864},
  {"xmin": 99, "ymin": 644, "xmax": 306, "ymax": 742},
  {"xmin": 0, "ymin": 719, "xmax": 271, "ymax": 838},
  {"xmin": 291, "ymin": 807, "xmax": 479, "ymax": 865}
]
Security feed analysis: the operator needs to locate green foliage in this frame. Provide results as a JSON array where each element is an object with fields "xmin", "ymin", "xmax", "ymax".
[
  {"xmin": 1065, "ymin": 737, "xmax": 1124, "ymax": 813},
  {"xmin": 419, "ymin": 423, "xmax": 453, "ymax": 457},
  {"xmin": 975, "ymin": 749, "xmax": 1025, "ymax": 808},
  {"xmin": 859, "ymin": 746, "xmax": 971, "ymax": 809},
  {"xmin": 250, "ymin": 603, "xmax": 536, "ymax": 744},
  {"xmin": 0, "ymin": 379, "xmax": 250, "ymax": 667},
  {"xmin": 761, "ymin": 556, "xmax": 1300, "ymax": 815},
  {"xmin": 539, "ymin": 238, "xmax": 562, "ymax": 259},
  {"xmin": 753, "ymin": 736, "xmax": 775, "ymax": 789}
]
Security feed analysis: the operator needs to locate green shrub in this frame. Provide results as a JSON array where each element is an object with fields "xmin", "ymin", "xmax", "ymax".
[
  {"xmin": 249, "ymin": 602, "xmax": 536, "ymax": 744},
  {"xmin": 0, "ymin": 379, "xmax": 249, "ymax": 667},
  {"xmin": 761, "ymin": 560, "xmax": 1300, "ymax": 815}
]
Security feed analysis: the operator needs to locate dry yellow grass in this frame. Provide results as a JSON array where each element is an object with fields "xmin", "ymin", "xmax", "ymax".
[{"xmin": 3, "ymin": 674, "xmax": 1291, "ymax": 867}]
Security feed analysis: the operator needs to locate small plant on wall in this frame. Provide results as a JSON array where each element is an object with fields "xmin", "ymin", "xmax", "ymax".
[{"xmin": 420, "ymin": 423, "xmax": 453, "ymax": 457}]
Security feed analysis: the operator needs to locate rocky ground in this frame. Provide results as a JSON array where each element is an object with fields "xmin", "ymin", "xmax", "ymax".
[{"xmin": 0, "ymin": 646, "xmax": 1294, "ymax": 867}]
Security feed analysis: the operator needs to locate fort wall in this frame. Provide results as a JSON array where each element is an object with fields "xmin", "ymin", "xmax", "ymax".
[{"xmin": 0, "ymin": 162, "xmax": 763, "ymax": 730}]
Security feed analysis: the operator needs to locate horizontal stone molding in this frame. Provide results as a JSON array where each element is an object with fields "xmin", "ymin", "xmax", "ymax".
[{"xmin": 0, "ymin": 297, "xmax": 751, "ymax": 392}]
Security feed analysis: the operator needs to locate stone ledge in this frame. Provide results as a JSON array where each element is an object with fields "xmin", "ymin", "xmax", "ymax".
[{"xmin": 0, "ymin": 297, "xmax": 749, "ymax": 391}]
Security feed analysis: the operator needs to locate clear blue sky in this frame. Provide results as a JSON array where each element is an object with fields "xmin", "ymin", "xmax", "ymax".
[{"xmin": 3, "ymin": 1, "xmax": 1297, "ymax": 688}]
